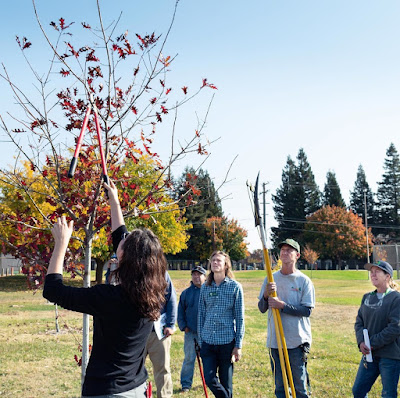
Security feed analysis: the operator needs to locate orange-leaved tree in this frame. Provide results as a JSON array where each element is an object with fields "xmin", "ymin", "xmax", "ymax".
[
  {"xmin": 203, "ymin": 216, "xmax": 248, "ymax": 261},
  {"xmin": 304, "ymin": 205, "xmax": 373, "ymax": 263},
  {"xmin": 302, "ymin": 244, "xmax": 319, "ymax": 270},
  {"xmin": 0, "ymin": 154, "xmax": 191, "ymax": 285}
]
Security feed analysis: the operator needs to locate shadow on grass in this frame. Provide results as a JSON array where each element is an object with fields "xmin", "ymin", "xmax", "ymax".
[
  {"xmin": 0, "ymin": 275, "xmax": 31, "ymax": 292},
  {"xmin": 0, "ymin": 274, "xmax": 87, "ymax": 293}
]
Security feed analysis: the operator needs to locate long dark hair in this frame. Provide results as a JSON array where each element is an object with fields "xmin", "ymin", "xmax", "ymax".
[
  {"xmin": 114, "ymin": 228, "xmax": 167, "ymax": 320},
  {"xmin": 205, "ymin": 250, "xmax": 234, "ymax": 286}
]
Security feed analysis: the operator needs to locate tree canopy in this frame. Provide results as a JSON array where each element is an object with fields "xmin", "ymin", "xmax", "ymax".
[
  {"xmin": 302, "ymin": 244, "xmax": 319, "ymax": 267},
  {"xmin": 272, "ymin": 148, "xmax": 321, "ymax": 246},
  {"xmin": 0, "ymin": 154, "xmax": 190, "ymax": 284},
  {"xmin": 323, "ymin": 171, "xmax": 346, "ymax": 208},
  {"xmin": 203, "ymin": 216, "xmax": 248, "ymax": 261},
  {"xmin": 376, "ymin": 143, "xmax": 400, "ymax": 240},
  {"xmin": 122, "ymin": 156, "xmax": 190, "ymax": 255},
  {"xmin": 172, "ymin": 167, "xmax": 223, "ymax": 259},
  {"xmin": 0, "ymin": 2, "xmax": 219, "ymax": 376},
  {"xmin": 304, "ymin": 205, "xmax": 372, "ymax": 261},
  {"xmin": 0, "ymin": 4, "xmax": 218, "ymax": 283},
  {"xmin": 349, "ymin": 164, "xmax": 376, "ymax": 227}
]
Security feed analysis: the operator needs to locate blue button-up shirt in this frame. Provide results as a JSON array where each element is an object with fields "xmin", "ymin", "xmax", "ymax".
[{"xmin": 198, "ymin": 277, "xmax": 245, "ymax": 348}]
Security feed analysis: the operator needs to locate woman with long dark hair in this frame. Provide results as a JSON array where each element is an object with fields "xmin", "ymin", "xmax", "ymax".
[{"xmin": 43, "ymin": 181, "xmax": 167, "ymax": 397}]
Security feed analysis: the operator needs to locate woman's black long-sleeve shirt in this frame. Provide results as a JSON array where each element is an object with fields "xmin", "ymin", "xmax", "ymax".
[{"xmin": 43, "ymin": 273, "xmax": 152, "ymax": 396}]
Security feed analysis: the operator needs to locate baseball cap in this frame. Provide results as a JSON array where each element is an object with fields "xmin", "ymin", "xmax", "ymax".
[
  {"xmin": 364, "ymin": 261, "xmax": 393, "ymax": 278},
  {"xmin": 278, "ymin": 238, "xmax": 300, "ymax": 253},
  {"xmin": 191, "ymin": 266, "xmax": 206, "ymax": 275}
]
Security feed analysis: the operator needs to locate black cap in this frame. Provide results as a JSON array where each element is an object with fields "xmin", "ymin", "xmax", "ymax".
[{"xmin": 191, "ymin": 266, "xmax": 206, "ymax": 275}]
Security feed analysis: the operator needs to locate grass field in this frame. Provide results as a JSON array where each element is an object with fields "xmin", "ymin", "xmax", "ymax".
[{"xmin": 0, "ymin": 270, "xmax": 395, "ymax": 397}]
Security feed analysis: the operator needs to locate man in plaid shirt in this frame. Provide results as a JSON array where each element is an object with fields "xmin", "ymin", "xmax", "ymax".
[{"xmin": 198, "ymin": 251, "xmax": 245, "ymax": 398}]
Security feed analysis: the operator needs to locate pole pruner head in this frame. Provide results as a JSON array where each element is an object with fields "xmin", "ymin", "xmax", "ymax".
[{"xmin": 253, "ymin": 172, "xmax": 262, "ymax": 227}]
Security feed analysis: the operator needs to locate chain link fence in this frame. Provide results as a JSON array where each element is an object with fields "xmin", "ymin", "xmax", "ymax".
[{"xmin": 372, "ymin": 244, "xmax": 400, "ymax": 279}]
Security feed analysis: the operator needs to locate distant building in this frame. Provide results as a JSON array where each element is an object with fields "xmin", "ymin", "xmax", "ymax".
[{"xmin": 0, "ymin": 254, "xmax": 22, "ymax": 275}]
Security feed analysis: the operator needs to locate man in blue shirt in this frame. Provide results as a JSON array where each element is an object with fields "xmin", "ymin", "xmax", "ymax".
[
  {"xmin": 198, "ymin": 251, "xmax": 245, "ymax": 398},
  {"xmin": 178, "ymin": 265, "xmax": 207, "ymax": 393}
]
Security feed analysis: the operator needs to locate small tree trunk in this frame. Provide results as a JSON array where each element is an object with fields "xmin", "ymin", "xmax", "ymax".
[
  {"xmin": 95, "ymin": 258, "xmax": 105, "ymax": 285},
  {"xmin": 55, "ymin": 304, "xmax": 60, "ymax": 333}
]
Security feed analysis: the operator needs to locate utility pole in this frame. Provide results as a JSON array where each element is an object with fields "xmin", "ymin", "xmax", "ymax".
[
  {"xmin": 364, "ymin": 189, "xmax": 370, "ymax": 264},
  {"xmin": 212, "ymin": 220, "xmax": 216, "ymax": 252}
]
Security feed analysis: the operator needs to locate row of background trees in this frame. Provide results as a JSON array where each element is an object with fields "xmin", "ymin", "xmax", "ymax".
[{"xmin": 271, "ymin": 143, "xmax": 400, "ymax": 264}]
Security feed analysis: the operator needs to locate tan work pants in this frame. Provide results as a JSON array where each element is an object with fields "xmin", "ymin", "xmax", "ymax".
[{"xmin": 145, "ymin": 331, "xmax": 173, "ymax": 398}]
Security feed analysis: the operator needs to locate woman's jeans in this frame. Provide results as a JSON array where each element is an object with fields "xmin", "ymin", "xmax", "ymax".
[
  {"xmin": 270, "ymin": 346, "xmax": 309, "ymax": 398},
  {"xmin": 352, "ymin": 356, "xmax": 400, "ymax": 398},
  {"xmin": 180, "ymin": 330, "xmax": 197, "ymax": 389},
  {"xmin": 201, "ymin": 340, "xmax": 235, "ymax": 398}
]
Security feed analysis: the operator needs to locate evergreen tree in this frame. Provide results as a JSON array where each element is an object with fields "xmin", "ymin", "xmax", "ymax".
[
  {"xmin": 297, "ymin": 148, "xmax": 321, "ymax": 215},
  {"xmin": 272, "ymin": 149, "xmax": 321, "ymax": 246},
  {"xmin": 376, "ymin": 143, "xmax": 400, "ymax": 239},
  {"xmin": 323, "ymin": 171, "xmax": 346, "ymax": 207},
  {"xmin": 172, "ymin": 167, "xmax": 223, "ymax": 259},
  {"xmin": 272, "ymin": 156, "xmax": 298, "ymax": 245},
  {"xmin": 349, "ymin": 164, "xmax": 375, "ymax": 226}
]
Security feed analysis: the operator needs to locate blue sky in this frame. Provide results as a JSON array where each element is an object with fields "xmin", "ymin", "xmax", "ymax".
[{"xmin": 1, "ymin": 1, "xmax": 400, "ymax": 251}]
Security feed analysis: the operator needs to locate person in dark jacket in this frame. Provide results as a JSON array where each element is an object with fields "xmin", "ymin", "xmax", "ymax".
[
  {"xmin": 104, "ymin": 253, "xmax": 118, "ymax": 285},
  {"xmin": 353, "ymin": 261, "xmax": 400, "ymax": 398},
  {"xmin": 43, "ymin": 180, "xmax": 167, "ymax": 397},
  {"xmin": 177, "ymin": 266, "xmax": 207, "ymax": 392}
]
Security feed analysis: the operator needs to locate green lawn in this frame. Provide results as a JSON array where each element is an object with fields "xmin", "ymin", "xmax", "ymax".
[{"xmin": 0, "ymin": 270, "xmax": 394, "ymax": 397}]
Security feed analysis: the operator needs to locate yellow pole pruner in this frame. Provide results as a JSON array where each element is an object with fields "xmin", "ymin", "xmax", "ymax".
[{"xmin": 247, "ymin": 173, "xmax": 296, "ymax": 398}]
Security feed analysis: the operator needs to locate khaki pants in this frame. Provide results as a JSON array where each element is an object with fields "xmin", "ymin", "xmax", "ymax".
[{"xmin": 145, "ymin": 331, "xmax": 173, "ymax": 398}]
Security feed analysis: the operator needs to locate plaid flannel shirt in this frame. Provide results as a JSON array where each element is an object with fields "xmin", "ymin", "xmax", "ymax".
[{"xmin": 198, "ymin": 277, "xmax": 245, "ymax": 348}]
